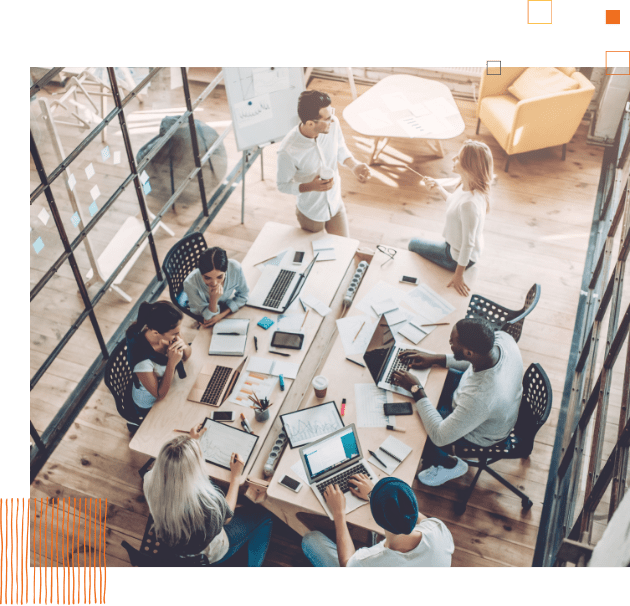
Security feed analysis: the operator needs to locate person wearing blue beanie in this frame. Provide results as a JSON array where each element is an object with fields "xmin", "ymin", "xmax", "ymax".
[{"xmin": 302, "ymin": 475, "xmax": 454, "ymax": 567}]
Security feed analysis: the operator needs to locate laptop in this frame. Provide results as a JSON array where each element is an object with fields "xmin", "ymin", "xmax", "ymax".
[
  {"xmin": 299, "ymin": 424, "xmax": 376, "ymax": 520},
  {"xmin": 363, "ymin": 314, "xmax": 430, "ymax": 396},
  {"xmin": 187, "ymin": 358, "xmax": 246, "ymax": 407},
  {"xmin": 247, "ymin": 253, "xmax": 319, "ymax": 313}
]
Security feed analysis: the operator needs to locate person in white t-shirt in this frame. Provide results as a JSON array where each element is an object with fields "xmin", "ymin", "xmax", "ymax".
[
  {"xmin": 277, "ymin": 90, "xmax": 371, "ymax": 237},
  {"xmin": 301, "ymin": 476, "xmax": 454, "ymax": 567},
  {"xmin": 408, "ymin": 140, "xmax": 494, "ymax": 297}
]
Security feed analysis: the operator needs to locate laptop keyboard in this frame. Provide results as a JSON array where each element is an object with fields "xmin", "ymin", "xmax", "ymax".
[
  {"xmin": 200, "ymin": 365, "xmax": 232, "ymax": 405},
  {"xmin": 263, "ymin": 269, "xmax": 294, "ymax": 309},
  {"xmin": 316, "ymin": 463, "xmax": 372, "ymax": 495},
  {"xmin": 384, "ymin": 353, "xmax": 410, "ymax": 385}
]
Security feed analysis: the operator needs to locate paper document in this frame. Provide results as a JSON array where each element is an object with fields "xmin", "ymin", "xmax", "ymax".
[
  {"xmin": 312, "ymin": 237, "xmax": 336, "ymax": 261},
  {"xmin": 368, "ymin": 436, "xmax": 413, "ymax": 475},
  {"xmin": 256, "ymin": 248, "xmax": 294, "ymax": 271},
  {"xmin": 336, "ymin": 315, "xmax": 378, "ymax": 356},
  {"xmin": 424, "ymin": 96, "xmax": 460, "ymax": 118},
  {"xmin": 281, "ymin": 401, "xmax": 344, "ymax": 447},
  {"xmin": 409, "ymin": 102, "xmax": 431, "ymax": 117},
  {"xmin": 354, "ymin": 384, "xmax": 390, "ymax": 428},
  {"xmin": 277, "ymin": 313, "xmax": 306, "ymax": 332},
  {"xmin": 403, "ymin": 283, "xmax": 455, "ymax": 321},
  {"xmin": 359, "ymin": 108, "xmax": 393, "ymax": 130},
  {"xmin": 300, "ymin": 294, "xmax": 331, "ymax": 317},
  {"xmin": 372, "ymin": 299, "xmax": 398, "ymax": 316},
  {"xmin": 356, "ymin": 281, "xmax": 407, "ymax": 318},
  {"xmin": 199, "ymin": 420, "xmax": 258, "ymax": 470},
  {"xmin": 382, "ymin": 92, "xmax": 410, "ymax": 112},
  {"xmin": 397, "ymin": 318, "xmax": 435, "ymax": 345},
  {"xmin": 228, "ymin": 370, "xmax": 277, "ymax": 407},
  {"xmin": 384, "ymin": 307, "xmax": 409, "ymax": 326},
  {"xmin": 290, "ymin": 460, "xmax": 309, "ymax": 484},
  {"xmin": 246, "ymin": 356, "xmax": 299, "ymax": 380}
]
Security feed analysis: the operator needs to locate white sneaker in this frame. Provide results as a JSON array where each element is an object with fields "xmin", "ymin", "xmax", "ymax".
[{"xmin": 417, "ymin": 458, "xmax": 468, "ymax": 487}]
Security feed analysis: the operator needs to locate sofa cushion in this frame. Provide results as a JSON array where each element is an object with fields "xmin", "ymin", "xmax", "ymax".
[
  {"xmin": 479, "ymin": 94, "xmax": 519, "ymax": 150},
  {"xmin": 508, "ymin": 67, "xmax": 579, "ymax": 100}
]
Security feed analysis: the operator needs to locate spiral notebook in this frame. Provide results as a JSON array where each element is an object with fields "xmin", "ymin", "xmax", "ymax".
[
  {"xmin": 209, "ymin": 318, "xmax": 250, "ymax": 356},
  {"xmin": 367, "ymin": 436, "xmax": 413, "ymax": 475}
]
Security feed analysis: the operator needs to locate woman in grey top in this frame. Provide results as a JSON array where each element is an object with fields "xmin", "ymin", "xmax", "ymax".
[
  {"xmin": 183, "ymin": 247, "xmax": 249, "ymax": 327},
  {"xmin": 143, "ymin": 423, "xmax": 273, "ymax": 565}
]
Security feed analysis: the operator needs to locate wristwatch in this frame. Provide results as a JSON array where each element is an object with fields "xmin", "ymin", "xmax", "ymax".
[{"xmin": 410, "ymin": 384, "xmax": 423, "ymax": 400}]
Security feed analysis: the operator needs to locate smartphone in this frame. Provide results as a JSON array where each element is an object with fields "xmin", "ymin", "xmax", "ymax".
[
  {"xmin": 400, "ymin": 275, "xmax": 418, "ymax": 285},
  {"xmin": 293, "ymin": 251, "xmax": 305, "ymax": 265},
  {"xmin": 383, "ymin": 402, "xmax": 414, "ymax": 416},
  {"xmin": 279, "ymin": 475, "xmax": 302, "ymax": 492},
  {"xmin": 211, "ymin": 410, "xmax": 235, "ymax": 422}
]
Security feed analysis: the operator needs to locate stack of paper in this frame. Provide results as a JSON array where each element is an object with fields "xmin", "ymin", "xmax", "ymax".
[
  {"xmin": 312, "ymin": 237, "xmax": 336, "ymax": 261},
  {"xmin": 368, "ymin": 436, "xmax": 413, "ymax": 475}
]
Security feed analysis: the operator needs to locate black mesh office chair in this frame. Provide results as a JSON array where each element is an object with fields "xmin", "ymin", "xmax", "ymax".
[
  {"xmin": 162, "ymin": 232, "xmax": 208, "ymax": 322},
  {"xmin": 453, "ymin": 363, "xmax": 552, "ymax": 514},
  {"xmin": 465, "ymin": 283, "xmax": 541, "ymax": 343}
]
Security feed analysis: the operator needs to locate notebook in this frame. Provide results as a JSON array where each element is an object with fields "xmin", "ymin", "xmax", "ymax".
[
  {"xmin": 368, "ymin": 436, "xmax": 413, "ymax": 475},
  {"xmin": 208, "ymin": 318, "xmax": 250, "ymax": 356},
  {"xmin": 246, "ymin": 356, "xmax": 299, "ymax": 380},
  {"xmin": 312, "ymin": 237, "xmax": 336, "ymax": 261}
]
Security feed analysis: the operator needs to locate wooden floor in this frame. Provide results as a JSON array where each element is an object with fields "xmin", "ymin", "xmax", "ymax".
[{"xmin": 31, "ymin": 71, "xmax": 626, "ymax": 566}]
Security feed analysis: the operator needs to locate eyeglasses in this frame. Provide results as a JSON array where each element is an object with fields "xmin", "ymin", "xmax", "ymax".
[
  {"xmin": 312, "ymin": 107, "xmax": 335, "ymax": 123},
  {"xmin": 376, "ymin": 245, "xmax": 397, "ymax": 267}
]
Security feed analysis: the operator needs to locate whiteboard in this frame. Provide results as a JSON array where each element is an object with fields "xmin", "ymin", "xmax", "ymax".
[{"xmin": 223, "ymin": 67, "xmax": 305, "ymax": 151}]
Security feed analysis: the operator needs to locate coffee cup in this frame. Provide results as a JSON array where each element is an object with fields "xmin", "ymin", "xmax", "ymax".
[
  {"xmin": 319, "ymin": 167, "xmax": 334, "ymax": 180},
  {"xmin": 312, "ymin": 375, "xmax": 328, "ymax": 398}
]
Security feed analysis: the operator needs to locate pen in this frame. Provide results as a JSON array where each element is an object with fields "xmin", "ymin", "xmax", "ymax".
[
  {"xmin": 368, "ymin": 449, "xmax": 387, "ymax": 467},
  {"xmin": 279, "ymin": 374, "xmax": 285, "ymax": 391},
  {"xmin": 340, "ymin": 398, "xmax": 346, "ymax": 416},
  {"xmin": 379, "ymin": 446, "xmax": 402, "ymax": 463},
  {"xmin": 386, "ymin": 424, "xmax": 406, "ymax": 433},
  {"xmin": 420, "ymin": 322, "xmax": 450, "ymax": 327},
  {"xmin": 352, "ymin": 321, "xmax": 365, "ymax": 342},
  {"xmin": 269, "ymin": 351, "xmax": 290, "ymax": 357},
  {"xmin": 174, "ymin": 429, "xmax": 190, "ymax": 433},
  {"xmin": 346, "ymin": 357, "xmax": 365, "ymax": 368},
  {"xmin": 240, "ymin": 413, "xmax": 253, "ymax": 434},
  {"xmin": 300, "ymin": 309, "xmax": 310, "ymax": 329},
  {"xmin": 254, "ymin": 336, "xmax": 258, "ymax": 351},
  {"xmin": 299, "ymin": 297, "xmax": 306, "ymax": 312}
]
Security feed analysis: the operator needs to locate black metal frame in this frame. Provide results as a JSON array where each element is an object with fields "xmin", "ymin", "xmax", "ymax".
[{"xmin": 30, "ymin": 67, "xmax": 259, "ymax": 480}]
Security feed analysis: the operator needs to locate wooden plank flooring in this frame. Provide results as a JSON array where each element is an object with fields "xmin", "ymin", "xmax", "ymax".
[{"xmin": 31, "ymin": 72, "xmax": 624, "ymax": 566}]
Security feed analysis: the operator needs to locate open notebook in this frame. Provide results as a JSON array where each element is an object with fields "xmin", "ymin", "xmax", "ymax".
[{"xmin": 209, "ymin": 318, "xmax": 250, "ymax": 356}]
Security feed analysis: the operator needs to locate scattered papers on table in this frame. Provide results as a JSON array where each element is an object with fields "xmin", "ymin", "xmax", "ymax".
[
  {"xmin": 409, "ymin": 102, "xmax": 431, "ymax": 117},
  {"xmin": 356, "ymin": 281, "xmax": 407, "ymax": 318},
  {"xmin": 382, "ymin": 92, "xmax": 409, "ymax": 112},
  {"xmin": 290, "ymin": 459, "xmax": 308, "ymax": 484},
  {"xmin": 355, "ymin": 384, "xmax": 390, "ymax": 428},
  {"xmin": 229, "ymin": 370, "xmax": 278, "ymax": 407},
  {"xmin": 336, "ymin": 315, "xmax": 378, "ymax": 356},
  {"xmin": 372, "ymin": 299, "xmax": 398, "ymax": 316},
  {"xmin": 368, "ymin": 436, "xmax": 413, "ymax": 475},
  {"xmin": 397, "ymin": 317, "xmax": 435, "ymax": 345},
  {"xmin": 300, "ymin": 294, "xmax": 331, "ymax": 317},
  {"xmin": 312, "ymin": 237, "xmax": 336, "ymax": 261},
  {"xmin": 277, "ymin": 313, "xmax": 306, "ymax": 332},
  {"xmin": 247, "ymin": 356, "xmax": 299, "ymax": 380},
  {"xmin": 256, "ymin": 248, "xmax": 295, "ymax": 271},
  {"xmin": 424, "ymin": 96, "xmax": 460, "ymax": 118},
  {"xmin": 402, "ymin": 283, "xmax": 455, "ymax": 321},
  {"xmin": 359, "ymin": 108, "xmax": 393, "ymax": 130},
  {"xmin": 384, "ymin": 307, "xmax": 409, "ymax": 326}
]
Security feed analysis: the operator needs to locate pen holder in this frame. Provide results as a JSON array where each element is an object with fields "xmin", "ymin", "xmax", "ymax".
[{"xmin": 254, "ymin": 408, "xmax": 270, "ymax": 422}]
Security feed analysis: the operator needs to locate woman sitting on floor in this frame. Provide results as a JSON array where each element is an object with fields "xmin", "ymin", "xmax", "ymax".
[
  {"xmin": 183, "ymin": 246, "xmax": 249, "ymax": 327},
  {"xmin": 408, "ymin": 139, "xmax": 494, "ymax": 297},
  {"xmin": 143, "ymin": 424, "xmax": 273, "ymax": 566}
]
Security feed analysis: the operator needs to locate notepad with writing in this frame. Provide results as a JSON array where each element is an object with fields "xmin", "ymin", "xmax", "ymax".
[
  {"xmin": 208, "ymin": 318, "xmax": 250, "ymax": 356},
  {"xmin": 368, "ymin": 436, "xmax": 413, "ymax": 475},
  {"xmin": 312, "ymin": 237, "xmax": 336, "ymax": 261}
]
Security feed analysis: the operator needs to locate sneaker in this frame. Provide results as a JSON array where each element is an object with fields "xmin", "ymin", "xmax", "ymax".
[{"xmin": 417, "ymin": 458, "xmax": 468, "ymax": 487}]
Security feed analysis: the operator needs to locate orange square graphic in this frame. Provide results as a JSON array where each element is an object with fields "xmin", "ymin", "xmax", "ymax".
[{"xmin": 606, "ymin": 10, "xmax": 620, "ymax": 24}]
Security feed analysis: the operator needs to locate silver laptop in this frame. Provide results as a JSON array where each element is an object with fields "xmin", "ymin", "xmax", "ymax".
[
  {"xmin": 299, "ymin": 424, "xmax": 375, "ymax": 520},
  {"xmin": 247, "ymin": 253, "xmax": 319, "ymax": 313},
  {"xmin": 363, "ymin": 314, "xmax": 429, "ymax": 396}
]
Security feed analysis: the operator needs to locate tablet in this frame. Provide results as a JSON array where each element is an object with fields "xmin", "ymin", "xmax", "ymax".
[
  {"xmin": 280, "ymin": 401, "xmax": 344, "ymax": 448},
  {"xmin": 271, "ymin": 330, "xmax": 305, "ymax": 350},
  {"xmin": 199, "ymin": 417, "xmax": 259, "ymax": 471}
]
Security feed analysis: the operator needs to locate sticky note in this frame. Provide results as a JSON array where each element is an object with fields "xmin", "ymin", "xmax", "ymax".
[
  {"xmin": 85, "ymin": 163, "xmax": 95, "ymax": 179},
  {"xmin": 38, "ymin": 208, "xmax": 50, "ymax": 226},
  {"xmin": 528, "ymin": 0, "xmax": 552, "ymax": 24},
  {"xmin": 113, "ymin": 151, "xmax": 121, "ymax": 164},
  {"xmin": 89, "ymin": 200, "xmax": 98, "ymax": 216},
  {"xmin": 71, "ymin": 212, "xmax": 81, "ymax": 228},
  {"xmin": 33, "ymin": 237, "xmax": 44, "ymax": 254},
  {"xmin": 606, "ymin": 10, "xmax": 620, "ymax": 24},
  {"xmin": 90, "ymin": 185, "xmax": 101, "ymax": 201},
  {"xmin": 487, "ymin": 61, "xmax": 501, "ymax": 76},
  {"xmin": 143, "ymin": 180, "xmax": 152, "ymax": 195},
  {"xmin": 257, "ymin": 317, "xmax": 274, "ymax": 330},
  {"xmin": 101, "ymin": 146, "xmax": 110, "ymax": 161},
  {"xmin": 68, "ymin": 173, "xmax": 76, "ymax": 191},
  {"xmin": 140, "ymin": 170, "xmax": 149, "ymax": 184}
]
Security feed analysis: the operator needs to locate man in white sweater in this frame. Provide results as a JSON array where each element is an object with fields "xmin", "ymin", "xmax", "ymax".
[
  {"xmin": 393, "ymin": 318, "xmax": 523, "ymax": 487},
  {"xmin": 276, "ymin": 90, "xmax": 371, "ymax": 237}
]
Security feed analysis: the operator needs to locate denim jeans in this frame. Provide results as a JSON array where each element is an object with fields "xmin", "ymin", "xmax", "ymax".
[
  {"xmin": 301, "ymin": 531, "xmax": 341, "ymax": 567},
  {"xmin": 421, "ymin": 369, "xmax": 479, "ymax": 468},
  {"xmin": 408, "ymin": 239, "xmax": 475, "ymax": 272},
  {"xmin": 215, "ymin": 505, "xmax": 273, "ymax": 567}
]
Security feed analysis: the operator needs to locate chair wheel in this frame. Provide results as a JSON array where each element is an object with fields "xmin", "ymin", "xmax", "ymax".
[
  {"xmin": 522, "ymin": 498, "xmax": 533, "ymax": 511},
  {"xmin": 454, "ymin": 501, "xmax": 467, "ymax": 515}
]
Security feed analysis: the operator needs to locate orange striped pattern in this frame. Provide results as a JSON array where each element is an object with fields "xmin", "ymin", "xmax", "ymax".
[{"xmin": 0, "ymin": 498, "xmax": 107, "ymax": 603}]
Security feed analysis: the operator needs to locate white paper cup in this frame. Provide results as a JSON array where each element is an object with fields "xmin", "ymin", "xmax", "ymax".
[
  {"xmin": 312, "ymin": 375, "xmax": 328, "ymax": 398},
  {"xmin": 319, "ymin": 167, "xmax": 334, "ymax": 180}
]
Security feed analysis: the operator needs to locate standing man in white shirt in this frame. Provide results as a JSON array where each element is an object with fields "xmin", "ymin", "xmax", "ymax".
[{"xmin": 276, "ymin": 90, "xmax": 372, "ymax": 237}]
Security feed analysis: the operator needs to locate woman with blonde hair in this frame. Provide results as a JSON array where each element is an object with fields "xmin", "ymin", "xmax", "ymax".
[
  {"xmin": 143, "ymin": 424, "xmax": 273, "ymax": 565},
  {"xmin": 408, "ymin": 140, "xmax": 494, "ymax": 297}
]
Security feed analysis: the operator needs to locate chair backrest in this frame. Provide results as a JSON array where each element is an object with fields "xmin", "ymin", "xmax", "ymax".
[
  {"xmin": 465, "ymin": 294, "xmax": 515, "ymax": 332},
  {"xmin": 104, "ymin": 339, "xmax": 145, "ymax": 425},
  {"xmin": 502, "ymin": 284, "xmax": 541, "ymax": 342},
  {"xmin": 514, "ymin": 363, "xmax": 552, "ymax": 456},
  {"xmin": 162, "ymin": 232, "xmax": 207, "ymax": 320}
]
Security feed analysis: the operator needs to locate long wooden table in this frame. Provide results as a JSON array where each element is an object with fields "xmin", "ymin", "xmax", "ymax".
[
  {"xmin": 129, "ymin": 222, "xmax": 359, "ymax": 485},
  {"xmin": 264, "ymin": 246, "xmax": 476, "ymax": 534}
]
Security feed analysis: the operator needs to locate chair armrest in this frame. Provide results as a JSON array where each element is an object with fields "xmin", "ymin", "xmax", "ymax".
[{"xmin": 477, "ymin": 68, "xmax": 527, "ymax": 114}]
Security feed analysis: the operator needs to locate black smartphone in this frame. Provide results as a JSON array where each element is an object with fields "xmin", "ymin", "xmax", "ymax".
[
  {"xmin": 399, "ymin": 275, "xmax": 418, "ymax": 285},
  {"xmin": 211, "ymin": 410, "xmax": 235, "ymax": 422},
  {"xmin": 293, "ymin": 251, "xmax": 305, "ymax": 264},
  {"xmin": 383, "ymin": 402, "xmax": 414, "ymax": 416},
  {"xmin": 279, "ymin": 475, "xmax": 302, "ymax": 492},
  {"xmin": 271, "ymin": 330, "xmax": 305, "ymax": 350}
]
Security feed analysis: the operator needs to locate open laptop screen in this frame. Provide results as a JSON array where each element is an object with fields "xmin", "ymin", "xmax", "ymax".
[
  {"xmin": 302, "ymin": 426, "xmax": 360, "ymax": 481},
  {"xmin": 362, "ymin": 315, "xmax": 396, "ymax": 385}
]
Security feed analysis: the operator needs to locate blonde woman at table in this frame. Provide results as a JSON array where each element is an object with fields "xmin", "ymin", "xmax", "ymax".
[
  {"xmin": 408, "ymin": 140, "xmax": 494, "ymax": 297},
  {"xmin": 143, "ymin": 424, "xmax": 273, "ymax": 566}
]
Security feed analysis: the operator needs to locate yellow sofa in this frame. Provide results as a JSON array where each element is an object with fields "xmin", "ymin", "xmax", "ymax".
[{"xmin": 476, "ymin": 67, "xmax": 595, "ymax": 171}]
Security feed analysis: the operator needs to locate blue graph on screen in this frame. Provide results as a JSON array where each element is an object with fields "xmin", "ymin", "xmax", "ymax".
[{"xmin": 285, "ymin": 403, "xmax": 343, "ymax": 445}]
